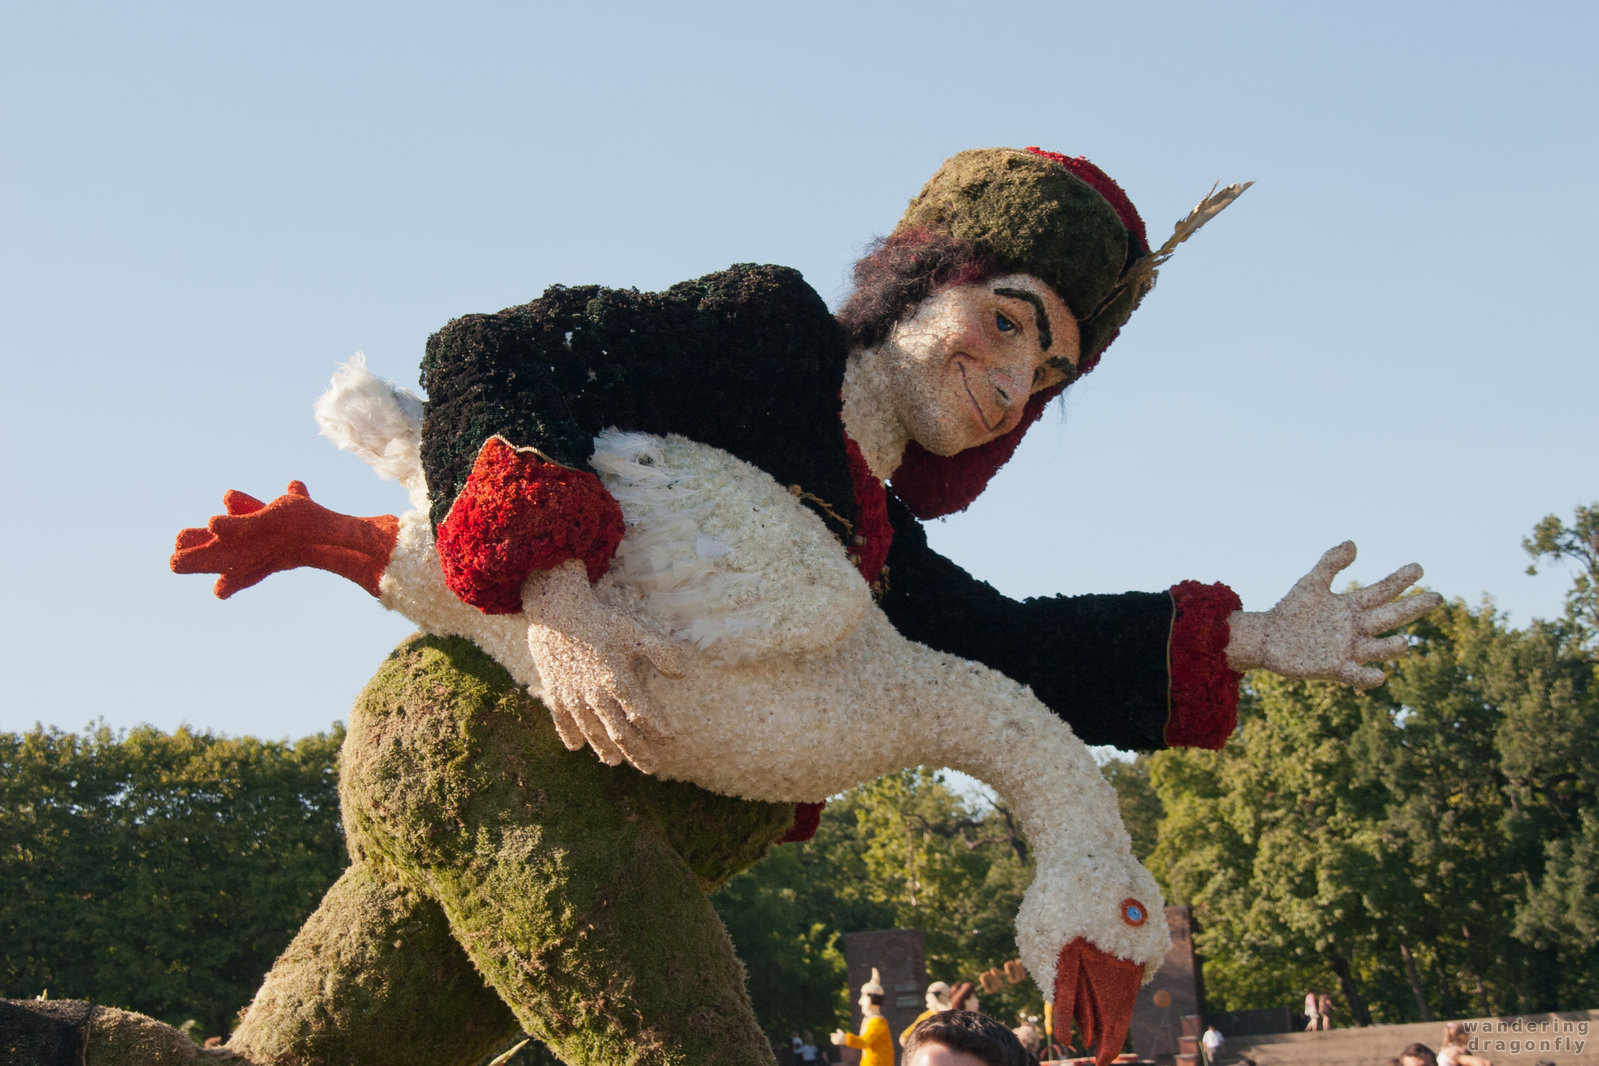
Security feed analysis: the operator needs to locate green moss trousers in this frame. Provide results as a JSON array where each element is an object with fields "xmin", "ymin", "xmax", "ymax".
[{"xmin": 229, "ymin": 634, "xmax": 795, "ymax": 1066}]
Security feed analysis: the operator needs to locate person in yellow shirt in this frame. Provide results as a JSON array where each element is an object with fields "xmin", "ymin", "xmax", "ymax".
[
  {"xmin": 900, "ymin": 980, "xmax": 954, "ymax": 1047},
  {"xmin": 832, "ymin": 969, "xmax": 894, "ymax": 1066},
  {"xmin": 899, "ymin": 980, "xmax": 981, "ymax": 1047}
]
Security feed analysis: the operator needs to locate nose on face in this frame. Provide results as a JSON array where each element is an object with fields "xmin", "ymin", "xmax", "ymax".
[{"xmin": 984, "ymin": 361, "xmax": 1033, "ymax": 412}]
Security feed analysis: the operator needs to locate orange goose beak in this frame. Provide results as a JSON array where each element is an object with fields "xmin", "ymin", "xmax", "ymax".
[{"xmin": 1053, "ymin": 937, "xmax": 1145, "ymax": 1066}]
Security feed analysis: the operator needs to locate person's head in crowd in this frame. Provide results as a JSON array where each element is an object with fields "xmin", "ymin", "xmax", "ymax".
[
  {"xmin": 1400, "ymin": 1043, "xmax": 1439, "ymax": 1066},
  {"xmin": 902, "ymin": 1010, "xmax": 1031, "ymax": 1066}
]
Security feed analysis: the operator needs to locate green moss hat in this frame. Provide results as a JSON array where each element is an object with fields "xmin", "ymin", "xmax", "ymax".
[{"xmin": 892, "ymin": 146, "xmax": 1152, "ymax": 373}]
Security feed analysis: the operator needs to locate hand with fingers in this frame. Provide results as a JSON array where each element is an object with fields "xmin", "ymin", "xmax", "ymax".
[
  {"xmin": 1225, "ymin": 541, "xmax": 1444, "ymax": 688},
  {"xmin": 521, "ymin": 560, "xmax": 687, "ymax": 772}
]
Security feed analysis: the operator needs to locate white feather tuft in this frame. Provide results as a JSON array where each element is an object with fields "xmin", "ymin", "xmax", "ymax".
[{"xmin": 313, "ymin": 353, "xmax": 427, "ymax": 509}]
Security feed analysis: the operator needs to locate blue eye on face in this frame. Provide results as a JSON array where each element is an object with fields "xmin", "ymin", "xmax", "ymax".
[{"xmin": 996, "ymin": 312, "xmax": 1016, "ymax": 333}]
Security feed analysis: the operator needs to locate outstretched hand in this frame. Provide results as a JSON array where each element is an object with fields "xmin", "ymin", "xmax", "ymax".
[
  {"xmin": 1226, "ymin": 541, "xmax": 1443, "ymax": 688},
  {"xmin": 522, "ymin": 561, "xmax": 687, "ymax": 772}
]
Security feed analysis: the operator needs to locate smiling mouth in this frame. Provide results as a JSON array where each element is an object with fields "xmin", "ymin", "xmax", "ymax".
[{"xmin": 957, "ymin": 362, "xmax": 995, "ymax": 432}]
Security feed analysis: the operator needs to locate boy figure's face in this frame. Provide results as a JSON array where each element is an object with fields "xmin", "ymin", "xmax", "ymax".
[{"xmin": 874, "ymin": 273, "xmax": 1080, "ymax": 456}]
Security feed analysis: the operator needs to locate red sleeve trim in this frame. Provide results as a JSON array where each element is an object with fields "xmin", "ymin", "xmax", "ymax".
[
  {"xmin": 778, "ymin": 801, "xmax": 825, "ymax": 844},
  {"xmin": 435, "ymin": 437, "xmax": 626, "ymax": 614},
  {"xmin": 1165, "ymin": 580, "xmax": 1244, "ymax": 750}
]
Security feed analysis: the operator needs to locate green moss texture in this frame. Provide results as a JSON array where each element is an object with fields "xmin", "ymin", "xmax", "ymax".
[
  {"xmin": 233, "ymin": 634, "xmax": 796, "ymax": 1066},
  {"xmin": 0, "ymin": 999, "xmax": 249, "ymax": 1066}
]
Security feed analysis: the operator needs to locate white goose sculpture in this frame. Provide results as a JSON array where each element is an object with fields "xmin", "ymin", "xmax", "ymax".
[{"xmin": 177, "ymin": 357, "xmax": 1170, "ymax": 1063}]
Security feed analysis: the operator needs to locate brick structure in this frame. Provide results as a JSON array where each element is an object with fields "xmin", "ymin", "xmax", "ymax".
[
  {"xmin": 841, "ymin": 929, "xmax": 928, "ymax": 1065},
  {"xmin": 1130, "ymin": 905, "xmax": 1203, "ymax": 1063}
]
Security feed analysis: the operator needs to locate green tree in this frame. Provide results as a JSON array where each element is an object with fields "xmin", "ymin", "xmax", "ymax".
[
  {"xmin": 713, "ymin": 839, "xmax": 853, "ymax": 1041},
  {"xmin": 1379, "ymin": 602, "xmax": 1526, "ymax": 1018},
  {"xmin": 1149, "ymin": 559, "xmax": 1599, "ymax": 1024},
  {"xmin": 1100, "ymin": 756, "xmax": 1163, "ymax": 864},
  {"xmin": 0, "ymin": 723, "xmax": 347, "ymax": 1039},
  {"xmin": 827, "ymin": 771, "xmax": 1038, "ymax": 1024},
  {"xmin": 1516, "ymin": 806, "xmax": 1599, "ymax": 959},
  {"xmin": 1150, "ymin": 671, "xmax": 1417, "ymax": 1024},
  {"xmin": 714, "ymin": 769, "xmax": 1042, "ymax": 1043},
  {"xmin": 1511, "ymin": 503, "xmax": 1599, "ymax": 1006},
  {"xmin": 1524, "ymin": 502, "xmax": 1599, "ymax": 642}
]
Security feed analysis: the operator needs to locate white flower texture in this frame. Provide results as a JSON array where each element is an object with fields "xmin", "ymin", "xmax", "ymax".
[{"xmin": 591, "ymin": 429, "xmax": 870, "ymax": 664}]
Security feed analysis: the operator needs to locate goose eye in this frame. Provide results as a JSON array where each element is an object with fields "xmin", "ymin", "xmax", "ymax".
[{"xmin": 1120, "ymin": 898, "xmax": 1148, "ymax": 926}]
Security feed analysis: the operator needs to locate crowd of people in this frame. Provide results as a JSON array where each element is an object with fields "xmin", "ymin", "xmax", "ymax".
[
  {"xmin": 1397, "ymin": 1022, "xmax": 1514, "ymax": 1066},
  {"xmin": 822, "ymin": 1008, "xmax": 1038, "ymax": 1066},
  {"xmin": 803, "ymin": 971, "xmax": 1060, "ymax": 1066},
  {"xmin": 788, "ymin": 978, "xmax": 1555, "ymax": 1066}
]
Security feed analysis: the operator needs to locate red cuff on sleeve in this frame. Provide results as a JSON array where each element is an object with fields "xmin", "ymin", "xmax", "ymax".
[
  {"xmin": 435, "ymin": 437, "xmax": 626, "ymax": 614},
  {"xmin": 778, "ymin": 801, "xmax": 825, "ymax": 844},
  {"xmin": 1165, "ymin": 580, "xmax": 1244, "ymax": 750}
]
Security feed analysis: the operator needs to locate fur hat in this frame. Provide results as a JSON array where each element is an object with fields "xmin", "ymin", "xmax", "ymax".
[{"xmin": 892, "ymin": 146, "xmax": 1151, "ymax": 374}]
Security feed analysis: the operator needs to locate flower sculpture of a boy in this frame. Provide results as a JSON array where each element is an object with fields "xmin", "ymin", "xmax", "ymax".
[{"xmin": 148, "ymin": 147, "xmax": 1439, "ymax": 1066}]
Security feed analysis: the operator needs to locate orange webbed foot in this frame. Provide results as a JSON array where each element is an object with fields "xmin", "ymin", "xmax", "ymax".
[{"xmin": 172, "ymin": 481, "xmax": 399, "ymax": 599}]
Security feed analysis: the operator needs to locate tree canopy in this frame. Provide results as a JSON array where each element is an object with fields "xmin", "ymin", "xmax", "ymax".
[
  {"xmin": 0, "ymin": 723, "xmax": 347, "ymax": 1039},
  {"xmin": 713, "ymin": 768, "xmax": 1041, "ymax": 1041},
  {"xmin": 1130, "ymin": 503, "xmax": 1599, "ymax": 1022}
]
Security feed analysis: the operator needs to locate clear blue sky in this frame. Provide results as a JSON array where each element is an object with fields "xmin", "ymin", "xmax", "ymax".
[{"xmin": 3, "ymin": 1, "xmax": 1594, "ymax": 741}]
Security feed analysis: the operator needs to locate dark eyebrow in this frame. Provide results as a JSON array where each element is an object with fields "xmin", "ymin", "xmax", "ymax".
[{"xmin": 992, "ymin": 286, "xmax": 1052, "ymax": 351}]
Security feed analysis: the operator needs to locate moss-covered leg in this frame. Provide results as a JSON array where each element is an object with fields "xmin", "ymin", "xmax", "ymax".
[
  {"xmin": 633, "ymin": 768, "xmax": 804, "ymax": 895},
  {"xmin": 227, "ymin": 863, "xmax": 520, "ymax": 1066},
  {"xmin": 341, "ymin": 634, "xmax": 792, "ymax": 1066},
  {"xmin": 4, "ymin": 998, "xmax": 251, "ymax": 1066}
]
